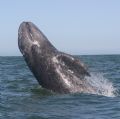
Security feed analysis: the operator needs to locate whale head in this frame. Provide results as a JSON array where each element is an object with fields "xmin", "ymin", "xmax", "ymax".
[{"xmin": 18, "ymin": 22, "xmax": 57, "ymax": 57}]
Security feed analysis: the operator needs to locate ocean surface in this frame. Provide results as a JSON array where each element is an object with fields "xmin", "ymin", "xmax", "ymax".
[{"xmin": 0, "ymin": 55, "xmax": 120, "ymax": 119}]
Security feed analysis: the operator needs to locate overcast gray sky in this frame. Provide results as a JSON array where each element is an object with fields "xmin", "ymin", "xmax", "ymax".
[{"xmin": 0, "ymin": 0, "xmax": 120, "ymax": 56}]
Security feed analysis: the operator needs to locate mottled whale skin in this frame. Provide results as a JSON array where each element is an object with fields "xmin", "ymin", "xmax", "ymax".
[{"xmin": 18, "ymin": 22, "xmax": 90, "ymax": 93}]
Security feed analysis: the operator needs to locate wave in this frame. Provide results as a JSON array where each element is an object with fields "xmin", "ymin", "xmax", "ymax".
[{"xmin": 84, "ymin": 73, "xmax": 117, "ymax": 97}]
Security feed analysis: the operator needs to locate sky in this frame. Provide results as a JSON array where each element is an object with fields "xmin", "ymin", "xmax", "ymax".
[{"xmin": 0, "ymin": 0, "xmax": 120, "ymax": 56}]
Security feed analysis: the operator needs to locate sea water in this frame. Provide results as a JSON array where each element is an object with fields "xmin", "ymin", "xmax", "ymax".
[{"xmin": 0, "ymin": 55, "xmax": 120, "ymax": 119}]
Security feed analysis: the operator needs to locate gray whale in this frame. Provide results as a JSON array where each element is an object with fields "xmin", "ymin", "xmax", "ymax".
[{"xmin": 18, "ymin": 22, "xmax": 91, "ymax": 93}]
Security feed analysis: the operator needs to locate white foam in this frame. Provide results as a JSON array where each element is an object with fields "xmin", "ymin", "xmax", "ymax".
[{"xmin": 84, "ymin": 73, "xmax": 117, "ymax": 97}]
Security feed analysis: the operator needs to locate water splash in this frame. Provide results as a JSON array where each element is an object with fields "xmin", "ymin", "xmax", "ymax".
[{"xmin": 84, "ymin": 73, "xmax": 117, "ymax": 97}]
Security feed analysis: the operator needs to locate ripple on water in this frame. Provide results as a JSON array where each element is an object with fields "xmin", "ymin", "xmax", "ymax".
[{"xmin": 1, "ymin": 56, "xmax": 120, "ymax": 119}]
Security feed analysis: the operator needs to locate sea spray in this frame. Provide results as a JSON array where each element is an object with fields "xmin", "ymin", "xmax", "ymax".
[{"xmin": 84, "ymin": 73, "xmax": 117, "ymax": 97}]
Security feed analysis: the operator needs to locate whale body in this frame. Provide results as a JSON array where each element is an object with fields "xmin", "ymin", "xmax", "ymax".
[{"xmin": 18, "ymin": 22, "xmax": 91, "ymax": 93}]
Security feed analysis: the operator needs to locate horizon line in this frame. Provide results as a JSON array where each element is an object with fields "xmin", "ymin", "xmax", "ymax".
[{"xmin": 0, "ymin": 53, "xmax": 120, "ymax": 57}]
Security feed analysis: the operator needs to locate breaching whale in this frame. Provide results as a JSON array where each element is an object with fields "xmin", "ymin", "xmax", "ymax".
[{"xmin": 18, "ymin": 22, "xmax": 91, "ymax": 93}]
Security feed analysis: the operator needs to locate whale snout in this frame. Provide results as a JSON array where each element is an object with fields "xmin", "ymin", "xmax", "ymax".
[
  {"xmin": 18, "ymin": 22, "xmax": 46, "ymax": 55},
  {"xmin": 18, "ymin": 21, "xmax": 57, "ymax": 56},
  {"xmin": 18, "ymin": 22, "xmax": 41, "ymax": 45}
]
